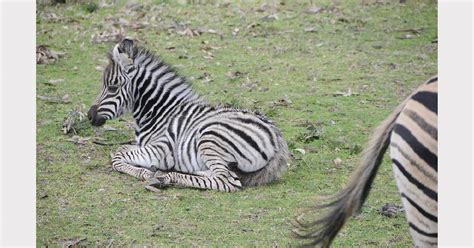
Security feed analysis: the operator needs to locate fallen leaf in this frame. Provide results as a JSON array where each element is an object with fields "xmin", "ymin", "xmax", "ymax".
[
  {"xmin": 39, "ymin": 192, "xmax": 48, "ymax": 199},
  {"xmin": 246, "ymin": 22, "xmax": 260, "ymax": 29},
  {"xmin": 37, "ymin": 95, "xmax": 71, "ymax": 104},
  {"xmin": 206, "ymin": 29, "xmax": 219, "ymax": 34},
  {"xmin": 226, "ymin": 71, "xmax": 245, "ymax": 80},
  {"xmin": 63, "ymin": 238, "xmax": 86, "ymax": 248},
  {"xmin": 261, "ymin": 13, "xmax": 278, "ymax": 21},
  {"xmin": 201, "ymin": 49, "xmax": 214, "ymax": 60},
  {"xmin": 387, "ymin": 27, "xmax": 424, "ymax": 35},
  {"xmin": 241, "ymin": 81, "xmax": 258, "ymax": 91},
  {"xmin": 232, "ymin": 28, "xmax": 240, "ymax": 36},
  {"xmin": 307, "ymin": 5, "xmax": 323, "ymax": 14},
  {"xmin": 182, "ymin": 28, "xmax": 199, "ymax": 36},
  {"xmin": 379, "ymin": 203, "xmax": 404, "ymax": 218},
  {"xmin": 66, "ymin": 135, "xmax": 92, "ymax": 145},
  {"xmin": 397, "ymin": 34, "xmax": 415, "ymax": 39},
  {"xmin": 333, "ymin": 88, "xmax": 358, "ymax": 97},
  {"xmin": 294, "ymin": 148, "xmax": 306, "ymax": 155},
  {"xmin": 91, "ymin": 29, "xmax": 124, "ymax": 43},
  {"xmin": 44, "ymin": 78, "xmax": 64, "ymax": 86},
  {"xmin": 62, "ymin": 94, "xmax": 71, "ymax": 102},
  {"xmin": 201, "ymin": 45, "xmax": 221, "ymax": 51},
  {"xmin": 272, "ymin": 95, "xmax": 292, "ymax": 107},
  {"xmin": 197, "ymin": 72, "xmax": 214, "ymax": 83},
  {"xmin": 39, "ymin": 11, "xmax": 63, "ymax": 22},
  {"xmin": 150, "ymin": 223, "xmax": 165, "ymax": 236},
  {"xmin": 177, "ymin": 28, "xmax": 201, "ymax": 37},
  {"xmin": 36, "ymin": 45, "xmax": 64, "ymax": 64}
]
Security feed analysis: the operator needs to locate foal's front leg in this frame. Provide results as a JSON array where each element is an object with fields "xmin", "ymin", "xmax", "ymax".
[
  {"xmin": 111, "ymin": 143, "xmax": 172, "ymax": 180},
  {"xmin": 147, "ymin": 168, "xmax": 242, "ymax": 192},
  {"xmin": 146, "ymin": 149, "xmax": 242, "ymax": 192}
]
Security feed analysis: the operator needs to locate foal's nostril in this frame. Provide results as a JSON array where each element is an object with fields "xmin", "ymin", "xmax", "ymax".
[
  {"xmin": 88, "ymin": 104, "xmax": 106, "ymax": 126},
  {"xmin": 91, "ymin": 116, "xmax": 106, "ymax": 126},
  {"xmin": 88, "ymin": 105, "xmax": 98, "ymax": 120}
]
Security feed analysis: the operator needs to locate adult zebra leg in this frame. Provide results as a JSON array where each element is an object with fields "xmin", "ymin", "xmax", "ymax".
[
  {"xmin": 147, "ymin": 157, "xmax": 243, "ymax": 192},
  {"xmin": 111, "ymin": 143, "xmax": 171, "ymax": 181}
]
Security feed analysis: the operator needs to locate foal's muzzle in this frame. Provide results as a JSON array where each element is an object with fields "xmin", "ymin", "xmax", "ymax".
[{"xmin": 88, "ymin": 104, "xmax": 106, "ymax": 126}]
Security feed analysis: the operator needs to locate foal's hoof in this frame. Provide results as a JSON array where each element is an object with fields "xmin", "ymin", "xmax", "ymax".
[
  {"xmin": 145, "ymin": 184, "xmax": 162, "ymax": 193},
  {"xmin": 145, "ymin": 177, "xmax": 169, "ymax": 192}
]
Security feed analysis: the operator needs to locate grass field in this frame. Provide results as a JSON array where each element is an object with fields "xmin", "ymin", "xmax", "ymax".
[{"xmin": 36, "ymin": 0, "xmax": 437, "ymax": 246}]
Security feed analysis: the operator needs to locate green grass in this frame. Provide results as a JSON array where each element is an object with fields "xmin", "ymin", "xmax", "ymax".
[{"xmin": 36, "ymin": 0, "xmax": 437, "ymax": 246}]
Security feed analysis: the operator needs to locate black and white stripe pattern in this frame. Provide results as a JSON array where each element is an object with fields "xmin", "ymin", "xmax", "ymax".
[
  {"xmin": 88, "ymin": 39, "xmax": 289, "ymax": 192},
  {"xmin": 296, "ymin": 76, "xmax": 438, "ymax": 247},
  {"xmin": 390, "ymin": 77, "xmax": 437, "ymax": 246}
]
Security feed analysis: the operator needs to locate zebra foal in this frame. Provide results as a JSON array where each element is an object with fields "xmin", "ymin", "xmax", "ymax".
[
  {"xmin": 297, "ymin": 76, "xmax": 438, "ymax": 247},
  {"xmin": 87, "ymin": 39, "xmax": 289, "ymax": 192}
]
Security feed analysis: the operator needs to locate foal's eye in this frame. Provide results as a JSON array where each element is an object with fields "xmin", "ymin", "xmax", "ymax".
[{"xmin": 107, "ymin": 85, "xmax": 119, "ymax": 93}]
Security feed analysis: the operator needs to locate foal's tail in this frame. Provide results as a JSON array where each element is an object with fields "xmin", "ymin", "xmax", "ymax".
[{"xmin": 240, "ymin": 129, "xmax": 290, "ymax": 187}]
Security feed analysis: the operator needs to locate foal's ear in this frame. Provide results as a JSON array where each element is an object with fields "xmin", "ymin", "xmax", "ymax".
[
  {"xmin": 119, "ymin": 38, "xmax": 134, "ymax": 54},
  {"xmin": 112, "ymin": 41, "xmax": 134, "ymax": 72}
]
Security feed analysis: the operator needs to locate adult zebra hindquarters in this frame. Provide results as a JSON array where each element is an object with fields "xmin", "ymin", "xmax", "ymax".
[
  {"xmin": 295, "ymin": 82, "xmax": 420, "ymax": 247},
  {"xmin": 297, "ymin": 102, "xmax": 406, "ymax": 247}
]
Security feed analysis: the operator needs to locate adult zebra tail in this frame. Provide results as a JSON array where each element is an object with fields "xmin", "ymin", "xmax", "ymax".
[
  {"xmin": 239, "ymin": 129, "xmax": 290, "ymax": 187},
  {"xmin": 297, "ymin": 93, "xmax": 414, "ymax": 247}
]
